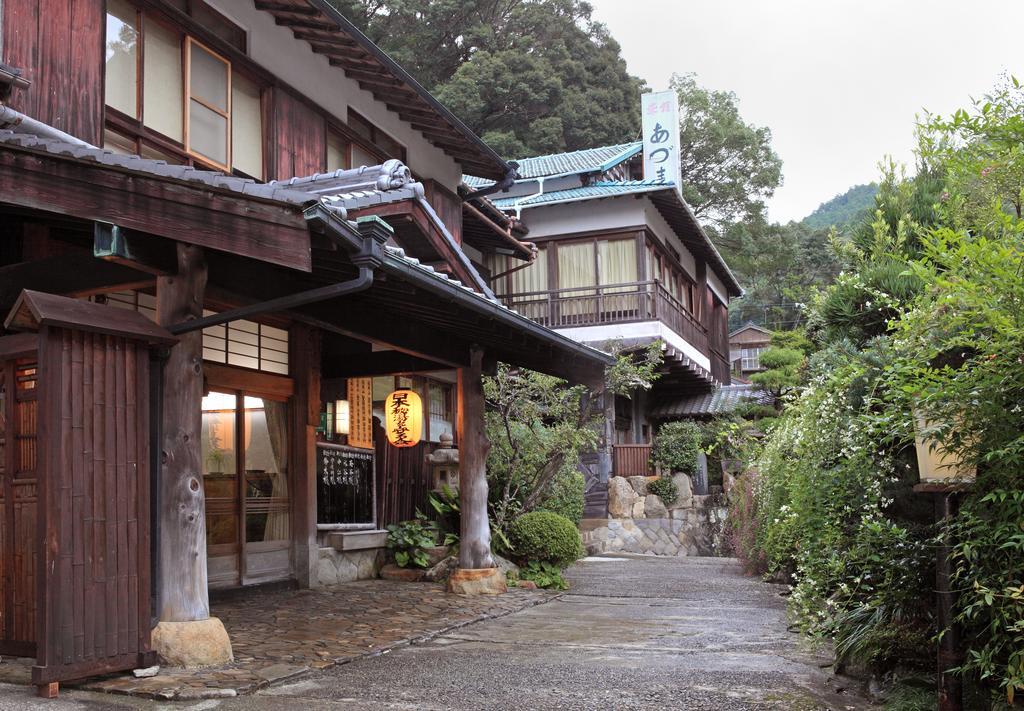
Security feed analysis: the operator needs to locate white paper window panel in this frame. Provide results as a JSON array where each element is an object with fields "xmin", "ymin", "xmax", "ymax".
[
  {"xmin": 231, "ymin": 71, "xmax": 263, "ymax": 178},
  {"xmin": 143, "ymin": 20, "xmax": 183, "ymax": 142}
]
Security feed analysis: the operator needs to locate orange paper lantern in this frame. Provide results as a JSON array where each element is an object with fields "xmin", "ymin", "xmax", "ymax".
[{"xmin": 385, "ymin": 389, "xmax": 422, "ymax": 448}]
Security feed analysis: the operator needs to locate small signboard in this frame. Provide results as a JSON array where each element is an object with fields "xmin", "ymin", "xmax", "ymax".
[{"xmin": 641, "ymin": 90, "xmax": 681, "ymax": 191}]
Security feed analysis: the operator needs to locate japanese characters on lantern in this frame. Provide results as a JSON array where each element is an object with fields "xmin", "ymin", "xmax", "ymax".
[
  {"xmin": 641, "ymin": 90, "xmax": 681, "ymax": 192},
  {"xmin": 385, "ymin": 389, "xmax": 422, "ymax": 448}
]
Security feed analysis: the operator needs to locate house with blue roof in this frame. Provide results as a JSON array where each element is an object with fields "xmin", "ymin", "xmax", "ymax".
[{"xmin": 466, "ymin": 139, "xmax": 743, "ymax": 509}]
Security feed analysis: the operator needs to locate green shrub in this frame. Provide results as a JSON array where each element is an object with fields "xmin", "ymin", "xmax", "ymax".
[
  {"xmin": 651, "ymin": 420, "xmax": 702, "ymax": 474},
  {"xmin": 386, "ymin": 517, "xmax": 437, "ymax": 568},
  {"xmin": 520, "ymin": 561, "xmax": 568, "ymax": 590},
  {"xmin": 427, "ymin": 484, "xmax": 460, "ymax": 547},
  {"xmin": 537, "ymin": 469, "xmax": 584, "ymax": 524},
  {"xmin": 647, "ymin": 477, "xmax": 678, "ymax": 506},
  {"xmin": 507, "ymin": 511, "xmax": 583, "ymax": 568}
]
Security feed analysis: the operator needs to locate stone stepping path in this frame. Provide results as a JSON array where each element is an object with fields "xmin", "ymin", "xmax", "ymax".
[{"xmin": 71, "ymin": 580, "xmax": 550, "ymax": 700}]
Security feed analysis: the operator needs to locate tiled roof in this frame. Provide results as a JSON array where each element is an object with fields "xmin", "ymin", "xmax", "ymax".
[
  {"xmin": 464, "ymin": 141, "xmax": 641, "ymax": 187},
  {"xmin": 491, "ymin": 180, "xmax": 670, "ymax": 209},
  {"xmin": 648, "ymin": 385, "xmax": 774, "ymax": 419},
  {"xmin": 0, "ymin": 129, "xmax": 315, "ymax": 205},
  {"xmin": 0, "ymin": 124, "xmax": 614, "ymax": 372}
]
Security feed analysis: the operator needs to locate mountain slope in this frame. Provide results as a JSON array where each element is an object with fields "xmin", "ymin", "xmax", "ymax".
[{"xmin": 802, "ymin": 183, "xmax": 878, "ymax": 230}]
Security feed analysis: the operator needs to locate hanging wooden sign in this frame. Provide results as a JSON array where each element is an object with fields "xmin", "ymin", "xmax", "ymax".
[
  {"xmin": 385, "ymin": 388, "xmax": 422, "ymax": 448},
  {"xmin": 347, "ymin": 378, "xmax": 373, "ymax": 449}
]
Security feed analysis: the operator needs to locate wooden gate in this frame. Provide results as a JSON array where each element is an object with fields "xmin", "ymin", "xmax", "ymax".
[{"xmin": 0, "ymin": 290, "xmax": 176, "ymax": 695}]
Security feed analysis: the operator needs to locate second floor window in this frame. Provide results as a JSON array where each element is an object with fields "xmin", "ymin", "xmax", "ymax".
[
  {"xmin": 103, "ymin": 0, "xmax": 263, "ymax": 178},
  {"xmin": 740, "ymin": 347, "xmax": 765, "ymax": 371}
]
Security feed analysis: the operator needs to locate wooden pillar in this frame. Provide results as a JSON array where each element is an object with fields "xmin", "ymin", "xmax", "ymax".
[
  {"xmin": 291, "ymin": 324, "xmax": 321, "ymax": 588},
  {"xmin": 155, "ymin": 244, "xmax": 209, "ymax": 621},
  {"xmin": 456, "ymin": 346, "xmax": 494, "ymax": 570}
]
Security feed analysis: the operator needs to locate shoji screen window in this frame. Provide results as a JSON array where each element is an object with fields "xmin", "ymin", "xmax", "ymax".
[
  {"xmin": 105, "ymin": 0, "xmax": 139, "ymax": 118},
  {"xmin": 327, "ymin": 131, "xmax": 351, "ymax": 172},
  {"xmin": 186, "ymin": 38, "xmax": 231, "ymax": 170}
]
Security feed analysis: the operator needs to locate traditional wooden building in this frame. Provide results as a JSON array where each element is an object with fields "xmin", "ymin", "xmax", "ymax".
[
  {"xmin": 0, "ymin": 0, "xmax": 611, "ymax": 693},
  {"xmin": 728, "ymin": 322, "xmax": 772, "ymax": 379},
  {"xmin": 465, "ymin": 141, "xmax": 743, "ymax": 511}
]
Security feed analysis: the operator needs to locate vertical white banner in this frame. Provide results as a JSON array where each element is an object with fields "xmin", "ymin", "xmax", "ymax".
[{"xmin": 641, "ymin": 90, "xmax": 681, "ymax": 191}]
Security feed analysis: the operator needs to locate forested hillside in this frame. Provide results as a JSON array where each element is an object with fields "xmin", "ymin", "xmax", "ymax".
[{"xmin": 801, "ymin": 183, "xmax": 878, "ymax": 231}]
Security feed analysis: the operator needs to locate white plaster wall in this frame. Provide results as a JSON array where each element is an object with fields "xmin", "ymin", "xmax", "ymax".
[
  {"xmin": 707, "ymin": 270, "xmax": 728, "ymax": 304},
  {"xmin": 519, "ymin": 197, "xmax": 646, "ymax": 239},
  {"xmin": 554, "ymin": 320, "xmax": 711, "ymax": 372},
  {"xmin": 494, "ymin": 173, "xmax": 585, "ymax": 200},
  {"xmin": 207, "ymin": 0, "xmax": 463, "ymax": 188}
]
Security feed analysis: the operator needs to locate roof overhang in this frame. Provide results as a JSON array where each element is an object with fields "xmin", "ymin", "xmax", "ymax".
[{"xmin": 258, "ymin": 0, "xmax": 511, "ymax": 181}]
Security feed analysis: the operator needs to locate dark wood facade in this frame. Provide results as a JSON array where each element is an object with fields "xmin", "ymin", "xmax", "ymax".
[
  {"xmin": 0, "ymin": 0, "xmax": 611, "ymax": 692},
  {"xmin": 1, "ymin": 0, "xmax": 105, "ymax": 145}
]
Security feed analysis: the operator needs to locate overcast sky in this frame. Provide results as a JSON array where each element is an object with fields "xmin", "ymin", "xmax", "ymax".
[{"xmin": 588, "ymin": 0, "xmax": 1024, "ymax": 223}]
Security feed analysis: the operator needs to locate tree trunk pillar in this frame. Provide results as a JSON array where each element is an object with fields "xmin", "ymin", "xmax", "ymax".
[
  {"xmin": 449, "ymin": 346, "xmax": 505, "ymax": 594},
  {"xmin": 152, "ymin": 244, "xmax": 232, "ymax": 666}
]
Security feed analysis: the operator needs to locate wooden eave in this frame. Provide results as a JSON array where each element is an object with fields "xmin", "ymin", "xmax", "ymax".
[
  {"xmin": 4, "ymin": 290, "xmax": 178, "ymax": 345},
  {"xmin": 202, "ymin": 247, "xmax": 610, "ymax": 385},
  {"xmin": 348, "ymin": 200, "xmax": 484, "ymax": 292},
  {"xmin": 461, "ymin": 198, "xmax": 533, "ymax": 260},
  {"xmin": 255, "ymin": 0, "xmax": 510, "ymax": 181},
  {"xmin": 0, "ymin": 140, "xmax": 314, "ymax": 272}
]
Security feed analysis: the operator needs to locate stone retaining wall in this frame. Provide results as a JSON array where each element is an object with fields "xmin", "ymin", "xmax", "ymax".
[{"xmin": 582, "ymin": 475, "xmax": 729, "ymax": 557}]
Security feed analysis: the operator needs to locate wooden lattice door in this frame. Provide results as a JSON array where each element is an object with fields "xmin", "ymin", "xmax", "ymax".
[{"xmin": 0, "ymin": 355, "xmax": 39, "ymax": 657}]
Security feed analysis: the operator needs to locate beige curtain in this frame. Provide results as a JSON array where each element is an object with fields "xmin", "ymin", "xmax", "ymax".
[
  {"xmin": 557, "ymin": 242, "xmax": 596, "ymax": 321},
  {"xmin": 599, "ymin": 239, "xmax": 639, "ymax": 314},
  {"xmin": 486, "ymin": 254, "xmax": 509, "ymax": 296},
  {"xmin": 510, "ymin": 251, "xmax": 549, "ymax": 321},
  {"xmin": 263, "ymin": 400, "xmax": 290, "ymax": 541}
]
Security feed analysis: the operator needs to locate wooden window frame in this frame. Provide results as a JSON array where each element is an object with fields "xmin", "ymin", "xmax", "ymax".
[
  {"xmin": 184, "ymin": 36, "xmax": 233, "ymax": 172},
  {"xmin": 104, "ymin": 2, "xmax": 266, "ymax": 178}
]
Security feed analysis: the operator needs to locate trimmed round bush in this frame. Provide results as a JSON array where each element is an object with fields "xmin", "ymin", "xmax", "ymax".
[{"xmin": 507, "ymin": 511, "xmax": 584, "ymax": 568}]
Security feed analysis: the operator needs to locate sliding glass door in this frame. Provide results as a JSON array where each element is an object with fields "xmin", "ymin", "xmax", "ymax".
[{"xmin": 201, "ymin": 390, "xmax": 291, "ymax": 588}]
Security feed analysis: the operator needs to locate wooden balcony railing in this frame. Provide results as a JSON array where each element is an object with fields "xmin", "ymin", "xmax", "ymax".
[
  {"xmin": 500, "ymin": 281, "xmax": 709, "ymax": 354},
  {"xmin": 612, "ymin": 443, "xmax": 652, "ymax": 476}
]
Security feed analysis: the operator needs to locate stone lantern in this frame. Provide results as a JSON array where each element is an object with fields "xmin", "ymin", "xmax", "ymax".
[{"xmin": 427, "ymin": 432, "xmax": 460, "ymax": 492}]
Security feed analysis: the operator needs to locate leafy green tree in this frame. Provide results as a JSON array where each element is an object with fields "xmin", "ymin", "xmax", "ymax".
[
  {"xmin": 671, "ymin": 73, "xmax": 783, "ymax": 226},
  {"xmin": 721, "ymin": 217, "xmax": 841, "ymax": 331},
  {"xmin": 329, "ymin": 0, "xmax": 643, "ymax": 155},
  {"xmin": 485, "ymin": 344, "xmax": 662, "ymax": 532}
]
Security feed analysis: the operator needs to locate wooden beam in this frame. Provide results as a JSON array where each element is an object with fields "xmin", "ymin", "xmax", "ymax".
[
  {"xmin": 93, "ymin": 223, "xmax": 178, "ymax": 276},
  {"xmin": 155, "ymin": 244, "xmax": 210, "ymax": 622},
  {"xmin": 457, "ymin": 346, "xmax": 494, "ymax": 569},
  {"xmin": 275, "ymin": 16, "xmax": 338, "ymax": 30},
  {"xmin": 292, "ymin": 31, "xmax": 360, "ymax": 49},
  {"xmin": 254, "ymin": 1, "xmax": 320, "ymax": 14},
  {"xmin": 321, "ymin": 351, "xmax": 449, "ymax": 378},
  {"xmin": 0, "ymin": 255, "xmax": 154, "ymax": 314},
  {"xmin": 0, "ymin": 149, "xmax": 312, "ymax": 272}
]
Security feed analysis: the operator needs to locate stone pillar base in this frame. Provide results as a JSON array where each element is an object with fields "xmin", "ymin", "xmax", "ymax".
[
  {"xmin": 151, "ymin": 618, "xmax": 233, "ymax": 667},
  {"xmin": 447, "ymin": 567, "xmax": 507, "ymax": 595}
]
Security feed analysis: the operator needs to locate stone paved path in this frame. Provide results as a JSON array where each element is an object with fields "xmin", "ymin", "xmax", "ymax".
[
  {"xmin": 0, "ymin": 579, "xmax": 549, "ymax": 704},
  {"xmin": 0, "ymin": 555, "xmax": 877, "ymax": 710}
]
